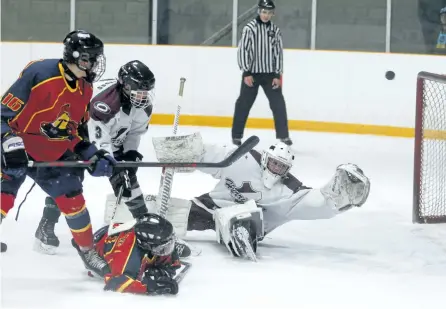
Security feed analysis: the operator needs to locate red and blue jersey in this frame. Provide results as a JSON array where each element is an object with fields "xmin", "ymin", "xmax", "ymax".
[
  {"xmin": 1, "ymin": 59, "xmax": 93, "ymax": 161},
  {"xmin": 95, "ymin": 228, "xmax": 181, "ymax": 294}
]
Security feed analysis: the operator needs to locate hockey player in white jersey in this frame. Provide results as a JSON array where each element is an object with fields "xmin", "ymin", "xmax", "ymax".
[
  {"xmin": 34, "ymin": 60, "xmax": 156, "ymax": 254},
  {"xmin": 119, "ymin": 134, "xmax": 371, "ymax": 261}
]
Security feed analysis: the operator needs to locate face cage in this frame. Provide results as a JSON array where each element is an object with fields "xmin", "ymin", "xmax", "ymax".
[
  {"xmin": 77, "ymin": 53, "xmax": 106, "ymax": 83},
  {"xmin": 151, "ymin": 236, "xmax": 176, "ymax": 257},
  {"xmin": 138, "ymin": 236, "xmax": 175, "ymax": 257},
  {"xmin": 265, "ymin": 154, "xmax": 291, "ymax": 177},
  {"xmin": 129, "ymin": 88, "xmax": 155, "ymax": 109}
]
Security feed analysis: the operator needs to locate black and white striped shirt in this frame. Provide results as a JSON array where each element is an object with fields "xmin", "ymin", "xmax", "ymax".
[{"xmin": 237, "ymin": 17, "xmax": 284, "ymax": 77}]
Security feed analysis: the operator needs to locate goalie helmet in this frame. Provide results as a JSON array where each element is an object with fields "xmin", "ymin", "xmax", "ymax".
[
  {"xmin": 62, "ymin": 30, "xmax": 105, "ymax": 83},
  {"xmin": 118, "ymin": 60, "xmax": 155, "ymax": 109},
  {"xmin": 134, "ymin": 213, "xmax": 175, "ymax": 257},
  {"xmin": 260, "ymin": 142, "xmax": 294, "ymax": 189}
]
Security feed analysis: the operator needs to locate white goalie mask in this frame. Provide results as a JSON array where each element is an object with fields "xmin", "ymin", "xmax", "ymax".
[{"xmin": 260, "ymin": 142, "xmax": 295, "ymax": 189}]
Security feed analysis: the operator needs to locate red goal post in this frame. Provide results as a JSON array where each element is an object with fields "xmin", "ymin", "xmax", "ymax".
[{"xmin": 413, "ymin": 71, "xmax": 446, "ymax": 223}]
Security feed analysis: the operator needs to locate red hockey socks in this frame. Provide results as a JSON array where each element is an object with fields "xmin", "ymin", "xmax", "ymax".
[
  {"xmin": 54, "ymin": 194, "xmax": 93, "ymax": 249},
  {"xmin": 1, "ymin": 193, "xmax": 15, "ymax": 218}
]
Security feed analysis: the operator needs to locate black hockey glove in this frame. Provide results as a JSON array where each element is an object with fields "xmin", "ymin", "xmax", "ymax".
[
  {"xmin": 1, "ymin": 133, "xmax": 28, "ymax": 177},
  {"xmin": 144, "ymin": 267, "xmax": 179, "ymax": 295},
  {"xmin": 109, "ymin": 169, "xmax": 132, "ymax": 199},
  {"xmin": 116, "ymin": 150, "xmax": 143, "ymax": 176}
]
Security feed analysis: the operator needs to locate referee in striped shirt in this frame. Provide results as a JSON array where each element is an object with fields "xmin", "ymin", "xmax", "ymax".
[{"xmin": 232, "ymin": 0, "xmax": 292, "ymax": 146}]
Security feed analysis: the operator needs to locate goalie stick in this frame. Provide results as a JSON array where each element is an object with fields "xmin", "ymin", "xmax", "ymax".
[
  {"xmin": 27, "ymin": 135, "xmax": 260, "ymax": 169},
  {"xmin": 157, "ymin": 77, "xmax": 186, "ymax": 218}
]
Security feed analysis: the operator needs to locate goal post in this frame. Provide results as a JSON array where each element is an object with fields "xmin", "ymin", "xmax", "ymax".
[{"xmin": 413, "ymin": 71, "xmax": 446, "ymax": 223}]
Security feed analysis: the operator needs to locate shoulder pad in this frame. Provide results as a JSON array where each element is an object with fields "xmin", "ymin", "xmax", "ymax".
[{"xmin": 93, "ymin": 79, "xmax": 118, "ymax": 97}]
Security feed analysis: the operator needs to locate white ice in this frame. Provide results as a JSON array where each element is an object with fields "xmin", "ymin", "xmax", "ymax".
[{"xmin": 1, "ymin": 126, "xmax": 446, "ymax": 309}]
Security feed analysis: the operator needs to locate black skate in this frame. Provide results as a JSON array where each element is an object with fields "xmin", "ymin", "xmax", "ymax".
[
  {"xmin": 1, "ymin": 242, "xmax": 7, "ymax": 253},
  {"xmin": 71, "ymin": 238, "xmax": 110, "ymax": 278},
  {"xmin": 34, "ymin": 218, "xmax": 60, "ymax": 255},
  {"xmin": 34, "ymin": 197, "xmax": 61, "ymax": 255},
  {"xmin": 174, "ymin": 237, "xmax": 202, "ymax": 258}
]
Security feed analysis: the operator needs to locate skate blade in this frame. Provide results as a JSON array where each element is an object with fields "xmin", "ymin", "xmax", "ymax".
[
  {"xmin": 33, "ymin": 239, "xmax": 57, "ymax": 255},
  {"xmin": 233, "ymin": 227, "xmax": 257, "ymax": 262}
]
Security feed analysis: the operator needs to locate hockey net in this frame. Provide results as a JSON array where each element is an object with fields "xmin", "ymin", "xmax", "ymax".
[{"xmin": 413, "ymin": 71, "xmax": 446, "ymax": 223}]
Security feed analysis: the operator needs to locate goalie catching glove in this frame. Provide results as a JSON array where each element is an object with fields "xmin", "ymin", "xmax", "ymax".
[{"xmin": 320, "ymin": 163, "xmax": 370, "ymax": 212}]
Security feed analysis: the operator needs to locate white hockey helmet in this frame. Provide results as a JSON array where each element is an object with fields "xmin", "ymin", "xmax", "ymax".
[{"xmin": 260, "ymin": 142, "xmax": 295, "ymax": 189}]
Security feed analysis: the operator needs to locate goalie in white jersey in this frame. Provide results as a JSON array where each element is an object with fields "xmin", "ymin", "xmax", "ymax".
[
  {"xmin": 109, "ymin": 134, "xmax": 371, "ymax": 261},
  {"xmin": 34, "ymin": 60, "xmax": 156, "ymax": 254}
]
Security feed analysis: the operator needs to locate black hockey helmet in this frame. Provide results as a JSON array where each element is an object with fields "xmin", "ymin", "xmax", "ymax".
[
  {"xmin": 62, "ymin": 30, "xmax": 105, "ymax": 83},
  {"xmin": 134, "ymin": 213, "xmax": 175, "ymax": 256},
  {"xmin": 118, "ymin": 60, "xmax": 155, "ymax": 109},
  {"xmin": 258, "ymin": 0, "xmax": 275, "ymax": 10}
]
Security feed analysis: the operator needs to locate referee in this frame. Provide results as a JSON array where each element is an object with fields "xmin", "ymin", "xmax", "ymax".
[{"xmin": 231, "ymin": 0, "xmax": 292, "ymax": 146}]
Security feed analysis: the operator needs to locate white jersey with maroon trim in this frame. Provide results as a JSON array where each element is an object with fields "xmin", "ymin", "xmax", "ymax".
[
  {"xmin": 87, "ymin": 79, "xmax": 153, "ymax": 154},
  {"xmin": 193, "ymin": 144, "xmax": 340, "ymax": 234}
]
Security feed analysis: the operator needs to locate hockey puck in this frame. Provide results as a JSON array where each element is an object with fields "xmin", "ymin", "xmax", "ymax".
[
  {"xmin": 385, "ymin": 70, "xmax": 395, "ymax": 80},
  {"xmin": 1, "ymin": 242, "xmax": 7, "ymax": 252}
]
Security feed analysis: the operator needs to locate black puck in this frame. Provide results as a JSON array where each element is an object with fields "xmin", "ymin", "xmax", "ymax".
[{"xmin": 385, "ymin": 71, "xmax": 395, "ymax": 80}]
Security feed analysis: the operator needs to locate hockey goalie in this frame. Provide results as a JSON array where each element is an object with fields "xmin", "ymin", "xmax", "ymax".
[{"xmin": 105, "ymin": 133, "xmax": 371, "ymax": 261}]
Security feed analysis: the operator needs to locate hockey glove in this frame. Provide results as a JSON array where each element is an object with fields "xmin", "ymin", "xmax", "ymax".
[
  {"xmin": 144, "ymin": 270, "xmax": 179, "ymax": 295},
  {"xmin": 1, "ymin": 134, "xmax": 28, "ymax": 177},
  {"xmin": 74, "ymin": 141, "xmax": 116, "ymax": 177},
  {"xmin": 109, "ymin": 169, "xmax": 132, "ymax": 198},
  {"xmin": 116, "ymin": 150, "xmax": 143, "ymax": 176}
]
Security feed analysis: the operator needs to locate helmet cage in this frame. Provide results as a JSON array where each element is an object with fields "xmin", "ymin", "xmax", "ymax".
[
  {"xmin": 264, "ymin": 153, "xmax": 291, "ymax": 177},
  {"xmin": 122, "ymin": 77, "xmax": 155, "ymax": 109}
]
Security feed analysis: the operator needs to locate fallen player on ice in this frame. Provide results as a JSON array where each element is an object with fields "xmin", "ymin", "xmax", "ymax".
[
  {"xmin": 78, "ymin": 213, "xmax": 182, "ymax": 295},
  {"xmin": 107, "ymin": 133, "xmax": 371, "ymax": 261}
]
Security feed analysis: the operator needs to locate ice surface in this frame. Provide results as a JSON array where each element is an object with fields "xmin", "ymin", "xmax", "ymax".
[{"xmin": 1, "ymin": 126, "xmax": 446, "ymax": 309}]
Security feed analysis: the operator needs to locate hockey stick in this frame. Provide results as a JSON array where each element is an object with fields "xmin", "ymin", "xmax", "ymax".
[
  {"xmin": 174, "ymin": 261, "xmax": 191, "ymax": 283},
  {"xmin": 27, "ymin": 135, "xmax": 260, "ymax": 169},
  {"xmin": 157, "ymin": 77, "xmax": 186, "ymax": 218},
  {"xmin": 107, "ymin": 185, "xmax": 124, "ymax": 236}
]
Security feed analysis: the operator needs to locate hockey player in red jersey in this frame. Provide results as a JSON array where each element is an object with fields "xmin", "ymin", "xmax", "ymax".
[
  {"xmin": 0, "ymin": 30, "xmax": 124, "ymax": 277},
  {"xmin": 89, "ymin": 213, "xmax": 181, "ymax": 295}
]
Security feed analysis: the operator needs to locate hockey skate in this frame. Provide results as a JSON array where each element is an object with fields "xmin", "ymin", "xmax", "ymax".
[
  {"xmin": 34, "ymin": 198, "xmax": 61, "ymax": 255},
  {"xmin": 174, "ymin": 237, "xmax": 202, "ymax": 258},
  {"xmin": 71, "ymin": 238, "xmax": 110, "ymax": 278},
  {"xmin": 34, "ymin": 217, "xmax": 60, "ymax": 255}
]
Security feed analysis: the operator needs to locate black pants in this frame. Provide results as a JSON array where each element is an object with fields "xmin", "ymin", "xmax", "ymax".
[{"xmin": 232, "ymin": 73, "xmax": 289, "ymax": 139}]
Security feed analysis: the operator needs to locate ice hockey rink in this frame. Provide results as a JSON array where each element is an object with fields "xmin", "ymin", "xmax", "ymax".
[{"xmin": 1, "ymin": 125, "xmax": 446, "ymax": 309}]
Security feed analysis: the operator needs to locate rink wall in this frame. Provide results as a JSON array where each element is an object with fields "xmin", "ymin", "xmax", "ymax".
[{"xmin": 2, "ymin": 42, "xmax": 446, "ymax": 137}]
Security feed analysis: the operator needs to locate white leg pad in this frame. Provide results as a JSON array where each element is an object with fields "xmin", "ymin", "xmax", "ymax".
[
  {"xmin": 104, "ymin": 194, "xmax": 191, "ymax": 237},
  {"xmin": 214, "ymin": 200, "xmax": 263, "ymax": 251},
  {"xmin": 145, "ymin": 195, "xmax": 191, "ymax": 237}
]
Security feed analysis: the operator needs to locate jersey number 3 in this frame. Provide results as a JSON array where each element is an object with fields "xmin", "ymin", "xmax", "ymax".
[{"xmin": 95, "ymin": 126, "xmax": 102, "ymax": 139}]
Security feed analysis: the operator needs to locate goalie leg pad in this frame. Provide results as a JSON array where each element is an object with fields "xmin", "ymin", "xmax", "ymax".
[
  {"xmin": 320, "ymin": 163, "xmax": 371, "ymax": 212},
  {"xmin": 145, "ymin": 194, "xmax": 192, "ymax": 237},
  {"xmin": 104, "ymin": 194, "xmax": 192, "ymax": 238},
  {"xmin": 214, "ymin": 200, "xmax": 264, "ymax": 261}
]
